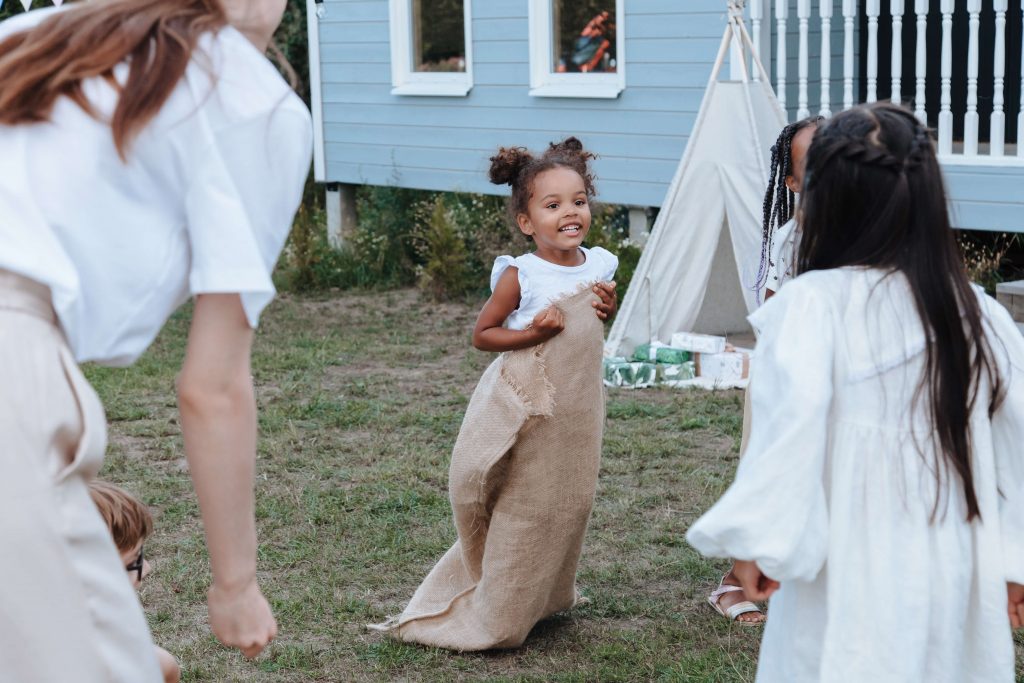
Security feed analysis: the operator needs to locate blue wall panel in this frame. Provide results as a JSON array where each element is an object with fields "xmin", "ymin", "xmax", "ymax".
[
  {"xmin": 315, "ymin": 0, "xmax": 1024, "ymax": 231},
  {"xmin": 315, "ymin": 0, "xmax": 721, "ymax": 207}
]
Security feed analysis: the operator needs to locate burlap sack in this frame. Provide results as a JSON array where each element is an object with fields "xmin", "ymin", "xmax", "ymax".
[{"xmin": 376, "ymin": 285, "xmax": 606, "ymax": 650}]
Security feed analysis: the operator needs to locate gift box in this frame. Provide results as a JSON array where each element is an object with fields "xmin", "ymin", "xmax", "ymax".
[
  {"xmin": 657, "ymin": 361, "xmax": 696, "ymax": 382},
  {"xmin": 695, "ymin": 348, "xmax": 751, "ymax": 382},
  {"xmin": 633, "ymin": 342, "xmax": 691, "ymax": 365},
  {"xmin": 603, "ymin": 357, "xmax": 657, "ymax": 388},
  {"xmin": 670, "ymin": 332, "xmax": 727, "ymax": 355}
]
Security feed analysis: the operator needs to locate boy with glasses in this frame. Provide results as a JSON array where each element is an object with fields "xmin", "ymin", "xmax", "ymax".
[{"xmin": 89, "ymin": 481, "xmax": 180, "ymax": 683}]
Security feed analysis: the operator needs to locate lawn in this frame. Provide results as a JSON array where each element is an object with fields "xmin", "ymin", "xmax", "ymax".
[{"xmin": 84, "ymin": 289, "xmax": 1024, "ymax": 682}]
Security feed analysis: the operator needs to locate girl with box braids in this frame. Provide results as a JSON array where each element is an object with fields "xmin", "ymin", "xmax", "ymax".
[{"xmin": 754, "ymin": 116, "xmax": 823, "ymax": 297}]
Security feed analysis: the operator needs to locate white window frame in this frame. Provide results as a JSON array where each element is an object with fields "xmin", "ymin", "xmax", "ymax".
[
  {"xmin": 389, "ymin": 0, "xmax": 474, "ymax": 97},
  {"xmin": 528, "ymin": 0, "xmax": 625, "ymax": 99}
]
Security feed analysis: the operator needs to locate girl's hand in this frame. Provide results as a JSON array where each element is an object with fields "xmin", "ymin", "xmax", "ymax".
[
  {"xmin": 208, "ymin": 577, "xmax": 278, "ymax": 659},
  {"xmin": 531, "ymin": 306, "xmax": 565, "ymax": 340},
  {"xmin": 732, "ymin": 559, "xmax": 780, "ymax": 601},
  {"xmin": 1009, "ymin": 582, "xmax": 1024, "ymax": 629},
  {"xmin": 592, "ymin": 281, "xmax": 617, "ymax": 320}
]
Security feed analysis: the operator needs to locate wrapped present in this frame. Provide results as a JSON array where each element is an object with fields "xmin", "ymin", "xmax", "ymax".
[
  {"xmin": 631, "ymin": 342, "xmax": 691, "ymax": 364},
  {"xmin": 657, "ymin": 361, "xmax": 696, "ymax": 382},
  {"xmin": 603, "ymin": 358, "xmax": 657, "ymax": 388},
  {"xmin": 670, "ymin": 331, "xmax": 727, "ymax": 355},
  {"xmin": 695, "ymin": 348, "xmax": 751, "ymax": 382}
]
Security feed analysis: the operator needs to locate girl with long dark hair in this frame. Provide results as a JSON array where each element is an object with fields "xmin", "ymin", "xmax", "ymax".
[
  {"xmin": 0, "ymin": 1, "xmax": 310, "ymax": 679},
  {"xmin": 688, "ymin": 103, "xmax": 1024, "ymax": 681}
]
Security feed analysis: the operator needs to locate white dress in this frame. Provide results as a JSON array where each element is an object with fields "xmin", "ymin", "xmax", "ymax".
[
  {"xmin": 766, "ymin": 218, "xmax": 799, "ymax": 292},
  {"xmin": 687, "ymin": 267, "xmax": 1024, "ymax": 683},
  {"xmin": 0, "ymin": 7, "xmax": 312, "ymax": 365},
  {"xmin": 490, "ymin": 246, "xmax": 618, "ymax": 331}
]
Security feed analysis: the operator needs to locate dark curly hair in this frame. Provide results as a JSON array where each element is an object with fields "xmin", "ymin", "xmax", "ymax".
[{"xmin": 488, "ymin": 137, "xmax": 597, "ymax": 236}]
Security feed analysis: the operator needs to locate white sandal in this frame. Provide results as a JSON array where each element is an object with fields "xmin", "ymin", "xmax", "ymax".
[{"xmin": 708, "ymin": 579, "xmax": 764, "ymax": 625}]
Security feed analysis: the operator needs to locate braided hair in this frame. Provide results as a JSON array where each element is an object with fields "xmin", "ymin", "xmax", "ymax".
[
  {"xmin": 754, "ymin": 116, "xmax": 824, "ymax": 294},
  {"xmin": 799, "ymin": 102, "xmax": 1004, "ymax": 523}
]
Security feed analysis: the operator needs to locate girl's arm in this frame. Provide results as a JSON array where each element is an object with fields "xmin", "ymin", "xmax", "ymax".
[
  {"xmin": 473, "ymin": 267, "xmax": 563, "ymax": 352},
  {"xmin": 176, "ymin": 293, "xmax": 276, "ymax": 659}
]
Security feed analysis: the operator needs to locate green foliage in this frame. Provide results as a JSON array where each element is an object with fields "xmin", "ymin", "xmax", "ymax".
[
  {"xmin": 275, "ymin": 0, "xmax": 311, "ymax": 104},
  {"xmin": 277, "ymin": 187, "xmax": 642, "ymax": 303},
  {"xmin": 958, "ymin": 231, "xmax": 1019, "ymax": 294},
  {"xmin": 414, "ymin": 196, "xmax": 474, "ymax": 300}
]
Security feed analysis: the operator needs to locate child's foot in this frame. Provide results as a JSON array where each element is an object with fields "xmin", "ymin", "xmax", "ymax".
[{"xmin": 708, "ymin": 576, "xmax": 765, "ymax": 624}]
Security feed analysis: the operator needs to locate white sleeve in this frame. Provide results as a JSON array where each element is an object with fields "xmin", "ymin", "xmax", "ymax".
[
  {"xmin": 591, "ymin": 246, "xmax": 619, "ymax": 282},
  {"xmin": 984, "ymin": 297, "xmax": 1024, "ymax": 584},
  {"xmin": 687, "ymin": 280, "xmax": 833, "ymax": 582},
  {"xmin": 183, "ymin": 102, "xmax": 312, "ymax": 327}
]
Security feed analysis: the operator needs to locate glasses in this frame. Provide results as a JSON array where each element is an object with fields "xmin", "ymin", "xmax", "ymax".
[{"xmin": 125, "ymin": 545, "xmax": 144, "ymax": 582}]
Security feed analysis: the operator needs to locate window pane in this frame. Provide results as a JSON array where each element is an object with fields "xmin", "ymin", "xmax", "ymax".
[
  {"xmin": 552, "ymin": 2, "xmax": 617, "ymax": 74},
  {"xmin": 412, "ymin": 0, "xmax": 467, "ymax": 73}
]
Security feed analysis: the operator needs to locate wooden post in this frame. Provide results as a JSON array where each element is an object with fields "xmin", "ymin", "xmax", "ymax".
[
  {"xmin": 325, "ymin": 183, "xmax": 358, "ymax": 249},
  {"xmin": 939, "ymin": 0, "xmax": 954, "ymax": 155},
  {"xmin": 991, "ymin": 0, "xmax": 1008, "ymax": 156}
]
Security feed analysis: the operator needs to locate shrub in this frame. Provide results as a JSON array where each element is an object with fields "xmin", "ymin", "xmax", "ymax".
[
  {"xmin": 279, "ymin": 186, "xmax": 642, "ymax": 301},
  {"xmin": 958, "ymin": 232, "xmax": 1018, "ymax": 294},
  {"xmin": 414, "ymin": 196, "xmax": 474, "ymax": 301}
]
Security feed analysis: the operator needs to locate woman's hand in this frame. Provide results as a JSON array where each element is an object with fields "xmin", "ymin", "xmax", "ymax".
[
  {"xmin": 208, "ymin": 578, "xmax": 278, "ymax": 659},
  {"xmin": 1009, "ymin": 582, "xmax": 1024, "ymax": 628},
  {"xmin": 592, "ymin": 281, "xmax": 617, "ymax": 321},
  {"xmin": 732, "ymin": 559, "xmax": 780, "ymax": 601},
  {"xmin": 530, "ymin": 306, "xmax": 565, "ymax": 340}
]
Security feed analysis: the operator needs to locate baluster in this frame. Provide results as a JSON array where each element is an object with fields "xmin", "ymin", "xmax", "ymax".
[
  {"xmin": 965, "ymin": 0, "xmax": 981, "ymax": 157},
  {"xmin": 820, "ymin": 0, "xmax": 833, "ymax": 117},
  {"xmin": 798, "ymin": 0, "xmax": 811, "ymax": 118},
  {"xmin": 891, "ymin": 0, "xmax": 904, "ymax": 104},
  {"xmin": 991, "ymin": 0, "xmax": 1007, "ymax": 156},
  {"xmin": 1019, "ymin": 0, "xmax": 1024, "ymax": 158},
  {"xmin": 867, "ymin": 0, "xmax": 880, "ymax": 102},
  {"xmin": 776, "ymin": 0, "xmax": 789, "ymax": 110},
  {"xmin": 939, "ymin": 0, "xmax": 954, "ymax": 155},
  {"xmin": 751, "ymin": 0, "xmax": 764, "ymax": 79},
  {"xmin": 843, "ymin": 0, "xmax": 857, "ymax": 109},
  {"xmin": 914, "ymin": 0, "xmax": 928, "ymax": 122}
]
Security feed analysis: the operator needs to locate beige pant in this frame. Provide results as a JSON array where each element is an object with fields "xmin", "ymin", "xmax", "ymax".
[{"xmin": 0, "ymin": 271, "xmax": 161, "ymax": 682}]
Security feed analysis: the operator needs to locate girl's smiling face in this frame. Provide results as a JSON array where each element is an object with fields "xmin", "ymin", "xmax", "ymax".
[{"xmin": 516, "ymin": 166, "xmax": 592, "ymax": 260}]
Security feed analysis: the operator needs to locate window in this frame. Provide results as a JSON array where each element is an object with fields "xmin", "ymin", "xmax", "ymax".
[
  {"xmin": 389, "ymin": 0, "xmax": 473, "ymax": 96},
  {"xmin": 528, "ymin": 0, "xmax": 625, "ymax": 98}
]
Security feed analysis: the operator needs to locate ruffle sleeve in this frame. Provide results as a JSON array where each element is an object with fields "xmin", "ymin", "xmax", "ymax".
[
  {"xmin": 490, "ymin": 255, "xmax": 531, "ymax": 308},
  {"xmin": 982, "ymin": 295, "xmax": 1024, "ymax": 584},
  {"xmin": 183, "ymin": 101, "xmax": 312, "ymax": 328},
  {"xmin": 686, "ymin": 277, "xmax": 833, "ymax": 582},
  {"xmin": 589, "ymin": 246, "xmax": 619, "ymax": 282}
]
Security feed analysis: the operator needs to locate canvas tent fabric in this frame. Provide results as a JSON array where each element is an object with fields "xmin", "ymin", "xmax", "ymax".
[{"xmin": 606, "ymin": 11, "xmax": 787, "ymax": 358}]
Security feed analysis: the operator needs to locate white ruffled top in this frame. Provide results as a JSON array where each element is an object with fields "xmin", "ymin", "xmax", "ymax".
[
  {"xmin": 490, "ymin": 246, "xmax": 618, "ymax": 331},
  {"xmin": 687, "ymin": 267, "xmax": 1024, "ymax": 682}
]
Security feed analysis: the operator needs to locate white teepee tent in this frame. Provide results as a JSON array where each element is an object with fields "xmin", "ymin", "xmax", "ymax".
[{"xmin": 606, "ymin": 3, "xmax": 787, "ymax": 358}]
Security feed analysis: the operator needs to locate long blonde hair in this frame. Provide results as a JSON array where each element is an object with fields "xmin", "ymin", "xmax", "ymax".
[{"xmin": 0, "ymin": 0, "xmax": 227, "ymax": 159}]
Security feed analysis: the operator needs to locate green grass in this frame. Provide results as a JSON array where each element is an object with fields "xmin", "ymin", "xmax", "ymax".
[{"xmin": 83, "ymin": 289, "xmax": 1024, "ymax": 682}]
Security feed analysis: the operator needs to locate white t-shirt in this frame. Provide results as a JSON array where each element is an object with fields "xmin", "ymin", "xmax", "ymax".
[
  {"xmin": 490, "ymin": 246, "xmax": 619, "ymax": 331},
  {"xmin": 0, "ymin": 8, "xmax": 312, "ymax": 365},
  {"xmin": 767, "ymin": 218, "xmax": 800, "ymax": 293}
]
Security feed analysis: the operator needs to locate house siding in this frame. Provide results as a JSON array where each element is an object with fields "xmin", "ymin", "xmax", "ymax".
[
  {"xmin": 314, "ymin": 0, "xmax": 1024, "ymax": 231},
  {"xmin": 316, "ymin": 0, "xmax": 726, "ymax": 208}
]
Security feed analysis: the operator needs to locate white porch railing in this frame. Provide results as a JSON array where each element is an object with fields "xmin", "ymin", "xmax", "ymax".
[{"xmin": 746, "ymin": 0, "xmax": 1024, "ymax": 166}]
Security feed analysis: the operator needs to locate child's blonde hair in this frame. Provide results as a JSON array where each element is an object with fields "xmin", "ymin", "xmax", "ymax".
[{"xmin": 88, "ymin": 480, "xmax": 153, "ymax": 552}]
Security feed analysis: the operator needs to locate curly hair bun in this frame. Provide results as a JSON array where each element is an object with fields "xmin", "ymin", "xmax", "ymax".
[
  {"xmin": 548, "ymin": 136, "xmax": 585, "ymax": 154},
  {"xmin": 488, "ymin": 146, "xmax": 533, "ymax": 186}
]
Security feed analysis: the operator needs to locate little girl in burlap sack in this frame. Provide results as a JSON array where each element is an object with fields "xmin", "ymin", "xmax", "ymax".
[{"xmin": 370, "ymin": 137, "xmax": 618, "ymax": 650}]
